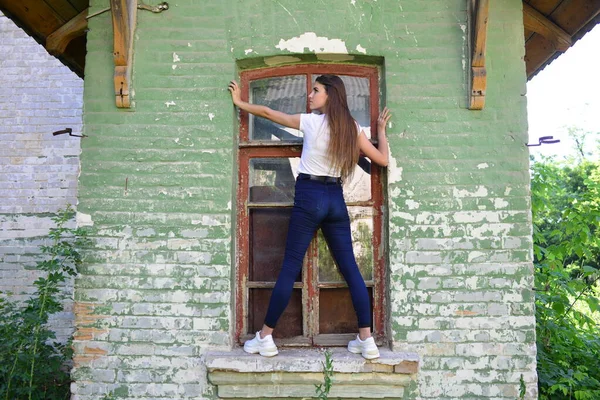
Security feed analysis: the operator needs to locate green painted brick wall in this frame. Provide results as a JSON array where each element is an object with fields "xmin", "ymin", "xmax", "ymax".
[{"xmin": 72, "ymin": 0, "xmax": 536, "ymax": 398}]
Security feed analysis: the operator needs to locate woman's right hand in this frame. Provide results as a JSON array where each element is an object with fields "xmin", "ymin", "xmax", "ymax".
[{"xmin": 228, "ymin": 80, "xmax": 242, "ymax": 106}]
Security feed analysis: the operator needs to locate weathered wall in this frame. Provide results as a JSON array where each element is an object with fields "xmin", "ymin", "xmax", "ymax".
[
  {"xmin": 0, "ymin": 12, "xmax": 83, "ymax": 343},
  {"xmin": 73, "ymin": 0, "xmax": 536, "ymax": 399}
]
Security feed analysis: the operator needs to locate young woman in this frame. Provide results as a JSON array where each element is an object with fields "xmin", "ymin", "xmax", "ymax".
[{"xmin": 228, "ymin": 75, "xmax": 391, "ymax": 359}]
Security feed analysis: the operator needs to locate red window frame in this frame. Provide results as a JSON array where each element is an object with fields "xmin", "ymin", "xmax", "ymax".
[{"xmin": 235, "ymin": 64, "xmax": 386, "ymax": 346}]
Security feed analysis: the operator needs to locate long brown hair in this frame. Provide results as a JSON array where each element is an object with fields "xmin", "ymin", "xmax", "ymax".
[{"xmin": 316, "ymin": 75, "xmax": 359, "ymax": 180}]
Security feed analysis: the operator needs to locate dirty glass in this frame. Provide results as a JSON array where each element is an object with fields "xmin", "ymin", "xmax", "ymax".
[
  {"xmin": 249, "ymin": 75, "xmax": 306, "ymax": 141},
  {"xmin": 319, "ymin": 288, "xmax": 373, "ymax": 333},
  {"xmin": 248, "ymin": 288, "xmax": 303, "ymax": 337},
  {"xmin": 317, "ymin": 207, "xmax": 374, "ymax": 282},
  {"xmin": 250, "ymin": 208, "xmax": 301, "ymax": 282},
  {"xmin": 249, "ymin": 157, "xmax": 300, "ymax": 203}
]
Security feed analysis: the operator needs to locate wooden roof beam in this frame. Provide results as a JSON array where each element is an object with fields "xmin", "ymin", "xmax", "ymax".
[
  {"xmin": 523, "ymin": 3, "xmax": 572, "ymax": 51},
  {"xmin": 46, "ymin": 8, "xmax": 88, "ymax": 56}
]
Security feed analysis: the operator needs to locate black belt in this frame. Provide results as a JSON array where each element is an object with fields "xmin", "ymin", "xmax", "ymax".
[{"xmin": 298, "ymin": 173, "xmax": 341, "ymax": 184}]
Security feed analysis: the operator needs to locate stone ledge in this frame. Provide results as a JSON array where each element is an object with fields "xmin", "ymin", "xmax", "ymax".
[
  {"xmin": 206, "ymin": 348, "xmax": 419, "ymax": 399},
  {"xmin": 206, "ymin": 347, "xmax": 419, "ymax": 374}
]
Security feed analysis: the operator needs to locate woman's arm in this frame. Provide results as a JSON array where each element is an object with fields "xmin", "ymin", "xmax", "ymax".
[
  {"xmin": 228, "ymin": 80, "xmax": 301, "ymax": 130},
  {"xmin": 358, "ymin": 107, "xmax": 391, "ymax": 167}
]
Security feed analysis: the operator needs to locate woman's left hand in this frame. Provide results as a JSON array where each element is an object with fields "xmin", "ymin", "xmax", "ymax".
[
  {"xmin": 377, "ymin": 107, "xmax": 391, "ymax": 135},
  {"xmin": 228, "ymin": 80, "xmax": 242, "ymax": 106}
]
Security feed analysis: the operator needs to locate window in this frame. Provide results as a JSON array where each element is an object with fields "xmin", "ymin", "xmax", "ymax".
[{"xmin": 235, "ymin": 64, "xmax": 385, "ymax": 346}]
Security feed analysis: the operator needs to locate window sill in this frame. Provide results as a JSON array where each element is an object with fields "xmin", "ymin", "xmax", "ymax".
[{"xmin": 206, "ymin": 347, "xmax": 419, "ymax": 399}]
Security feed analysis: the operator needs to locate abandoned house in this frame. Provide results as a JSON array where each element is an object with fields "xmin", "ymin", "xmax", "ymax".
[{"xmin": 1, "ymin": 0, "xmax": 599, "ymax": 398}]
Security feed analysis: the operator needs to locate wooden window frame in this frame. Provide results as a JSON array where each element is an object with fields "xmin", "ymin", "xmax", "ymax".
[{"xmin": 235, "ymin": 64, "xmax": 386, "ymax": 347}]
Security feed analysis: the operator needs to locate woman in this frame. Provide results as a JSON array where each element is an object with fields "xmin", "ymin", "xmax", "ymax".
[{"xmin": 228, "ymin": 75, "xmax": 390, "ymax": 359}]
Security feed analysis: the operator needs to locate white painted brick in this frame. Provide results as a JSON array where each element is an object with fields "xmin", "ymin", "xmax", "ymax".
[{"xmin": 0, "ymin": 12, "xmax": 81, "ymax": 344}]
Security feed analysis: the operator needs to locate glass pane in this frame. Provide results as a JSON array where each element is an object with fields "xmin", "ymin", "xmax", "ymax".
[
  {"xmin": 250, "ymin": 75, "xmax": 306, "ymax": 141},
  {"xmin": 249, "ymin": 158, "xmax": 300, "ymax": 203},
  {"xmin": 319, "ymin": 287, "xmax": 373, "ymax": 334},
  {"xmin": 343, "ymin": 163, "xmax": 371, "ymax": 202},
  {"xmin": 250, "ymin": 208, "xmax": 300, "ymax": 282},
  {"xmin": 318, "ymin": 207, "xmax": 374, "ymax": 282},
  {"xmin": 248, "ymin": 288, "xmax": 303, "ymax": 338}
]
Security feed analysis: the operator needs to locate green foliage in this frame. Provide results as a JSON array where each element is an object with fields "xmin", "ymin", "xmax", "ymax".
[
  {"xmin": 531, "ymin": 158, "xmax": 600, "ymax": 399},
  {"xmin": 315, "ymin": 349, "xmax": 335, "ymax": 400},
  {"xmin": 519, "ymin": 374, "xmax": 526, "ymax": 399},
  {"xmin": 0, "ymin": 206, "xmax": 89, "ymax": 400}
]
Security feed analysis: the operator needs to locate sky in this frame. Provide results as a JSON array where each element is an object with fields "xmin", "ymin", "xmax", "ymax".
[{"xmin": 526, "ymin": 24, "xmax": 600, "ymax": 161}]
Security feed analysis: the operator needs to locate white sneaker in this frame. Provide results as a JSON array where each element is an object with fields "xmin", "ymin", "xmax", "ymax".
[
  {"xmin": 347, "ymin": 334, "xmax": 380, "ymax": 359},
  {"xmin": 243, "ymin": 332, "xmax": 279, "ymax": 357}
]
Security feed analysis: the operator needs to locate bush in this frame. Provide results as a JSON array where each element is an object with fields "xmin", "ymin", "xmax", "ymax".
[
  {"xmin": 0, "ymin": 206, "xmax": 88, "ymax": 400},
  {"xmin": 532, "ymin": 159, "xmax": 600, "ymax": 399}
]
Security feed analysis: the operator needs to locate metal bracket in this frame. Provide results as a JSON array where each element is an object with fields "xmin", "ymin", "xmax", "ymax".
[
  {"xmin": 52, "ymin": 128, "xmax": 88, "ymax": 138},
  {"xmin": 527, "ymin": 136, "xmax": 560, "ymax": 147},
  {"xmin": 87, "ymin": 2, "xmax": 168, "ymax": 20}
]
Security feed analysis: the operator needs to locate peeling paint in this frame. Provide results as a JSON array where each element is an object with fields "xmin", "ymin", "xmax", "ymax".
[
  {"xmin": 209, "ymin": 113, "xmax": 215, "ymax": 121},
  {"xmin": 477, "ymin": 163, "xmax": 489, "ymax": 169},
  {"xmin": 406, "ymin": 199, "xmax": 420, "ymax": 210},
  {"xmin": 244, "ymin": 49, "xmax": 253, "ymax": 55},
  {"xmin": 275, "ymin": 32, "xmax": 348, "ymax": 54},
  {"xmin": 172, "ymin": 65, "xmax": 177, "ymax": 70},
  {"xmin": 387, "ymin": 153, "xmax": 403, "ymax": 184},
  {"xmin": 165, "ymin": 101, "xmax": 176, "ymax": 108},
  {"xmin": 76, "ymin": 212, "xmax": 94, "ymax": 227},
  {"xmin": 172, "ymin": 52, "xmax": 181, "ymax": 63},
  {"xmin": 453, "ymin": 185, "xmax": 488, "ymax": 198},
  {"xmin": 356, "ymin": 44, "xmax": 367, "ymax": 54},
  {"xmin": 493, "ymin": 198, "xmax": 509, "ymax": 209}
]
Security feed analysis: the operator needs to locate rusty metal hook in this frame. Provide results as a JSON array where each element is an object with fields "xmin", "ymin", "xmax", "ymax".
[
  {"xmin": 527, "ymin": 136, "xmax": 560, "ymax": 147},
  {"xmin": 52, "ymin": 128, "xmax": 88, "ymax": 138}
]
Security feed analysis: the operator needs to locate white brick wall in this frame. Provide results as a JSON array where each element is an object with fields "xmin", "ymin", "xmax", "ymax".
[{"xmin": 0, "ymin": 12, "xmax": 83, "ymax": 343}]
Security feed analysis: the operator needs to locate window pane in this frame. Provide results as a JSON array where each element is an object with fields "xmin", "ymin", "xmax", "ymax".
[
  {"xmin": 250, "ymin": 208, "xmax": 300, "ymax": 282},
  {"xmin": 249, "ymin": 158, "xmax": 300, "ymax": 203},
  {"xmin": 248, "ymin": 288, "xmax": 303, "ymax": 338},
  {"xmin": 249, "ymin": 75, "xmax": 306, "ymax": 141},
  {"xmin": 343, "ymin": 164, "xmax": 371, "ymax": 202},
  {"xmin": 317, "ymin": 207, "xmax": 374, "ymax": 282},
  {"xmin": 319, "ymin": 287, "xmax": 373, "ymax": 334}
]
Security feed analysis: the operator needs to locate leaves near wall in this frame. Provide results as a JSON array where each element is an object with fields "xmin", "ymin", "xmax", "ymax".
[
  {"xmin": 0, "ymin": 206, "xmax": 89, "ymax": 400},
  {"xmin": 532, "ymin": 157, "xmax": 600, "ymax": 400}
]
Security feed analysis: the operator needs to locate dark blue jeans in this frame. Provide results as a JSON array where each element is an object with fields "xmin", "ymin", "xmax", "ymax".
[{"xmin": 264, "ymin": 175, "xmax": 372, "ymax": 329}]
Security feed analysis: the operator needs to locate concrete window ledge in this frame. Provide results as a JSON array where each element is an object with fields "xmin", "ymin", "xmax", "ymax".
[{"xmin": 206, "ymin": 347, "xmax": 419, "ymax": 399}]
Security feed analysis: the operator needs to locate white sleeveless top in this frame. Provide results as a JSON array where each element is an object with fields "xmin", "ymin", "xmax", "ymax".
[{"xmin": 297, "ymin": 113, "xmax": 360, "ymax": 178}]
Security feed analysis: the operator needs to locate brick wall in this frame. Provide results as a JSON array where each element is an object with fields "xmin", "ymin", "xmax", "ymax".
[
  {"xmin": 73, "ymin": 0, "xmax": 537, "ymax": 398},
  {"xmin": 0, "ymin": 12, "xmax": 83, "ymax": 343}
]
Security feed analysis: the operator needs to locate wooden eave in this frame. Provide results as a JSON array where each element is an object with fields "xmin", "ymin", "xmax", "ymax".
[
  {"xmin": 0, "ymin": 0, "xmax": 599, "ymax": 81},
  {"xmin": 523, "ymin": 0, "xmax": 600, "ymax": 79},
  {"xmin": 0, "ymin": 0, "xmax": 88, "ymax": 78}
]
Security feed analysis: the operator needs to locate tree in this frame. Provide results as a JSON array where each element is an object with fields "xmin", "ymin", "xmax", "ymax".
[{"xmin": 531, "ymin": 156, "xmax": 600, "ymax": 399}]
